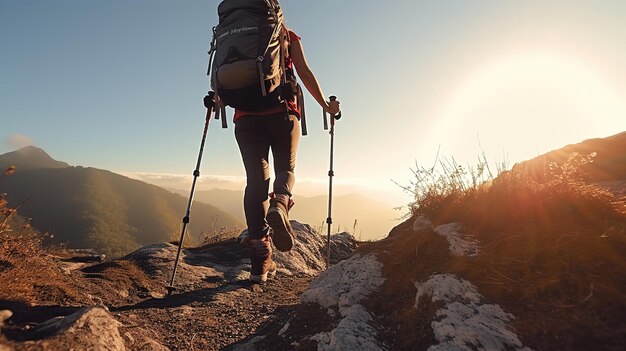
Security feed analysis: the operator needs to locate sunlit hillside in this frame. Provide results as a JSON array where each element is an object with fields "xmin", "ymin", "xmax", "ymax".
[{"xmin": 0, "ymin": 148, "xmax": 242, "ymax": 258}]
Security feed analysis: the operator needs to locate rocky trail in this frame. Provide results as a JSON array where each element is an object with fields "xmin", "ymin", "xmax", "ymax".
[
  {"xmin": 2, "ymin": 211, "xmax": 625, "ymax": 350},
  {"xmin": 0, "ymin": 222, "xmax": 357, "ymax": 351}
]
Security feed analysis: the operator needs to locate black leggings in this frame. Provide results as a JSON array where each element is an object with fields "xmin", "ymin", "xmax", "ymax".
[{"xmin": 235, "ymin": 112, "xmax": 300, "ymax": 238}]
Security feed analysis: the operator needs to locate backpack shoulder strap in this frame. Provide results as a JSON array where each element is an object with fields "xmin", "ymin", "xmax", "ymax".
[{"xmin": 279, "ymin": 24, "xmax": 290, "ymax": 84}]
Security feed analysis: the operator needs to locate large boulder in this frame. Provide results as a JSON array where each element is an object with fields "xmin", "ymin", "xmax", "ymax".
[
  {"xmin": 123, "ymin": 221, "xmax": 357, "ymax": 291},
  {"xmin": 22, "ymin": 307, "xmax": 126, "ymax": 351}
]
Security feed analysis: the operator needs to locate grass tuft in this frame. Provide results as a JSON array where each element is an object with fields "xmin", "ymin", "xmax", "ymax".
[{"xmin": 0, "ymin": 168, "xmax": 78, "ymax": 305}]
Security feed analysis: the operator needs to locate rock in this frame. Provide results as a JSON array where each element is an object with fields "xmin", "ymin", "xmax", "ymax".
[
  {"xmin": 125, "ymin": 221, "xmax": 358, "ymax": 290},
  {"xmin": 273, "ymin": 222, "xmax": 357, "ymax": 276},
  {"xmin": 51, "ymin": 249, "xmax": 106, "ymax": 274},
  {"xmin": 415, "ymin": 274, "xmax": 532, "ymax": 351},
  {"xmin": 126, "ymin": 242, "xmax": 233, "ymax": 287},
  {"xmin": 149, "ymin": 291, "xmax": 165, "ymax": 299},
  {"xmin": 124, "ymin": 332, "xmax": 135, "ymax": 344},
  {"xmin": 328, "ymin": 232, "xmax": 359, "ymax": 263},
  {"xmin": 302, "ymin": 254, "xmax": 386, "ymax": 351},
  {"xmin": 29, "ymin": 307, "xmax": 126, "ymax": 350},
  {"xmin": 433, "ymin": 223, "xmax": 480, "ymax": 257}
]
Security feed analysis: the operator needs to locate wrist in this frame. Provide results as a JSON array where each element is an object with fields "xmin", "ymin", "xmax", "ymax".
[{"xmin": 321, "ymin": 101, "xmax": 330, "ymax": 112}]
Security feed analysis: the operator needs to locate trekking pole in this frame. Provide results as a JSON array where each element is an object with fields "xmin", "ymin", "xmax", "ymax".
[
  {"xmin": 324, "ymin": 96, "xmax": 341, "ymax": 269},
  {"xmin": 166, "ymin": 92, "xmax": 216, "ymax": 296}
]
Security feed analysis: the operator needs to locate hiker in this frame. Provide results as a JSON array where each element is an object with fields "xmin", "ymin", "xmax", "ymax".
[
  {"xmin": 167, "ymin": 0, "xmax": 339, "ymax": 293},
  {"xmin": 210, "ymin": 0, "xmax": 339, "ymax": 283},
  {"xmin": 236, "ymin": 27, "xmax": 339, "ymax": 283}
]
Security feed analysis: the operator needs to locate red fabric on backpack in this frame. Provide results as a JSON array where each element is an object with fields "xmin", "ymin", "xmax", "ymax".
[{"xmin": 233, "ymin": 30, "xmax": 301, "ymax": 122}]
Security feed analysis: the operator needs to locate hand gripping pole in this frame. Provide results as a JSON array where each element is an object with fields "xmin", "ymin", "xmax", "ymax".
[{"xmin": 166, "ymin": 92, "xmax": 216, "ymax": 296}]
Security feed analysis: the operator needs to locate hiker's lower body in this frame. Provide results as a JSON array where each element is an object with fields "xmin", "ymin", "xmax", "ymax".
[{"xmin": 235, "ymin": 111, "xmax": 300, "ymax": 280}]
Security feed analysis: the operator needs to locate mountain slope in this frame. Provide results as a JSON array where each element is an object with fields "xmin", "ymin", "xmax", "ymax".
[
  {"xmin": 186, "ymin": 188, "xmax": 246, "ymax": 223},
  {"xmin": 3, "ymin": 166, "xmax": 241, "ymax": 258},
  {"xmin": 0, "ymin": 146, "xmax": 69, "ymax": 171},
  {"xmin": 514, "ymin": 131, "xmax": 626, "ymax": 182}
]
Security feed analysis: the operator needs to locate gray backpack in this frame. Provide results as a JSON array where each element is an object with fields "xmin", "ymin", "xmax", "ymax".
[{"xmin": 209, "ymin": 0, "xmax": 291, "ymax": 111}]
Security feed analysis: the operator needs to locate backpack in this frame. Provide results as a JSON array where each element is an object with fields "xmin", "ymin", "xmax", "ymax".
[{"xmin": 209, "ymin": 0, "xmax": 292, "ymax": 111}]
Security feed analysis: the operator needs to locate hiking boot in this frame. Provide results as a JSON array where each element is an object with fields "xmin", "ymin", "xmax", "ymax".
[
  {"xmin": 250, "ymin": 259, "xmax": 277, "ymax": 283},
  {"xmin": 267, "ymin": 195, "xmax": 295, "ymax": 252},
  {"xmin": 248, "ymin": 235, "xmax": 277, "ymax": 283}
]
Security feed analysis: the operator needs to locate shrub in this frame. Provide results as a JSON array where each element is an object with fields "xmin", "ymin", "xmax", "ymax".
[{"xmin": 0, "ymin": 168, "xmax": 72, "ymax": 304}]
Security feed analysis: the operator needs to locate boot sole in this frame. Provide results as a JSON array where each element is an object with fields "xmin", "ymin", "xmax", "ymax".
[{"xmin": 267, "ymin": 208, "xmax": 294, "ymax": 252}]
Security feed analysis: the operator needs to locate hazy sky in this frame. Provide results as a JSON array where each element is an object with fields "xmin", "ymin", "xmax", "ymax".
[{"xmin": 2, "ymin": 0, "xmax": 625, "ymax": 206}]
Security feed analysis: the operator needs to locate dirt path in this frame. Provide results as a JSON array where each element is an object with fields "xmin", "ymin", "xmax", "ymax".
[{"xmin": 112, "ymin": 274, "xmax": 313, "ymax": 351}]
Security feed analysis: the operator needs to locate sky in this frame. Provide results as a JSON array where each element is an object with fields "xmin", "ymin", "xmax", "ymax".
[{"xmin": 2, "ymin": 0, "xmax": 625, "ymax": 208}]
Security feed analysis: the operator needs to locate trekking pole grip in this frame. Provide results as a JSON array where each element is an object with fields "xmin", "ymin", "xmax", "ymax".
[
  {"xmin": 329, "ymin": 96, "xmax": 341, "ymax": 120},
  {"xmin": 203, "ymin": 91, "xmax": 216, "ymax": 109}
]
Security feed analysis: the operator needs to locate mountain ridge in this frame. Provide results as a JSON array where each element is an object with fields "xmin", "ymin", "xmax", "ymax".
[
  {"xmin": 0, "ymin": 146, "xmax": 70, "ymax": 171},
  {"xmin": 0, "ymin": 148, "xmax": 242, "ymax": 258},
  {"xmin": 513, "ymin": 130, "xmax": 626, "ymax": 182}
]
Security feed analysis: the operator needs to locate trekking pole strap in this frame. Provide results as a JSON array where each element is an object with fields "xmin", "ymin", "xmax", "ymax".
[
  {"xmin": 298, "ymin": 84, "xmax": 307, "ymax": 136},
  {"xmin": 206, "ymin": 27, "xmax": 217, "ymax": 76},
  {"xmin": 221, "ymin": 104, "xmax": 228, "ymax": 128}
]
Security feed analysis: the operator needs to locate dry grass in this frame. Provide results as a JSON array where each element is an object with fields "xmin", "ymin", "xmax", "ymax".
[
  {"xmin": 408, "ymin": 152, "xmax": 621, "ymax": 229},
  {"xmin": 380, "ymin": 152, "xmax": 626, "ymax": 349}
]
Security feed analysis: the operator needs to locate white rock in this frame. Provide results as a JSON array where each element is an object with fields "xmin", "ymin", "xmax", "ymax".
[
  {"xmin": 311, "ymin": 305, "xmax": 381, "ymax": 351},
  {"xmin": 434, "ymin": 223, "xmax": 480, "ymax": 257},
  {"xmin": 303, "ymin": 254, "xmax": 386, "ymax": 351},
  {"xmin": 415, "ymin": 274, "xmax": 532, "ymax": 351}
]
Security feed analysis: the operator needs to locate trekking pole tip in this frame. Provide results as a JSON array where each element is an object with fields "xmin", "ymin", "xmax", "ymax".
[{"xmin": 165, "ymin": 285, "xmax": 176, "ymax": 297}]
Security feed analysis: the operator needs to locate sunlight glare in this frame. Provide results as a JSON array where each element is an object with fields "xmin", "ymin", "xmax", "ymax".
[{"xmin": 430, "ymin": 53, "xmax": 626, "ymax": 165}]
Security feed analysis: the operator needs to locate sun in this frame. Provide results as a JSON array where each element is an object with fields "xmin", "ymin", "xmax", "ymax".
[{"xmin": 430, "ymin": 53, "xmax": 626, "ymax": 164}]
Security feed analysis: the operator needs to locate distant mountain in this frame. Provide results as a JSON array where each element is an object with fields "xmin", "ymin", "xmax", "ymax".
[
  {"xmin": 1, "ymin": 149, "xmax": 242, "ymax": 258},
  {"xmin": 0, "ymin": 146, "xmax": 70, "ymax": 171},
  {"xmin": 187, "ymin": 188, "xmax": 246, "ymax": 223},
  {"xmin": 185, "ymin": 188, "xmax": 400, "ymax": 241},
  {"xmin": 291, "ymin": 193, "xmax": 401, "ymax": 240}
]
